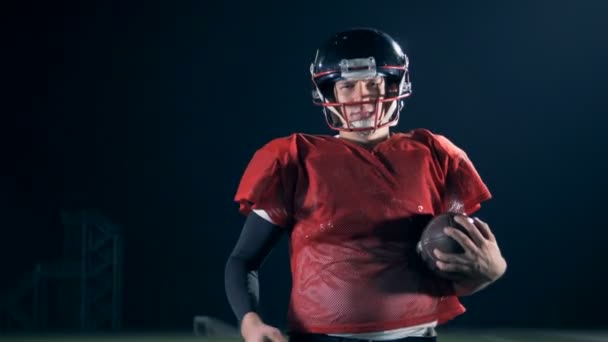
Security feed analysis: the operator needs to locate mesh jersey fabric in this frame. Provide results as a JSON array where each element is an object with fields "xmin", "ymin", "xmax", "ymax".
[{"xmin": 234, "ymin": 129, "xmax": 492, "ymax": 334}]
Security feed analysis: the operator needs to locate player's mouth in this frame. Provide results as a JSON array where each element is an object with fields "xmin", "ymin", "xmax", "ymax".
[{"xmin": 349, "ymin": 111, "xmax": 375, "ymax": 121}]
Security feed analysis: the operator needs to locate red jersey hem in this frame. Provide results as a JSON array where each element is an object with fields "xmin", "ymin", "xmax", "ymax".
[{"xmin": 287, "ymin": 305, "xmax": 466, "ymax": 334}]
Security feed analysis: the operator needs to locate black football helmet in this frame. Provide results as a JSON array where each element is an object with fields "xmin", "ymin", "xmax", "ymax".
[{"xmin": 310, "ymin": 28, "xmax": 412, "ymax": 133}]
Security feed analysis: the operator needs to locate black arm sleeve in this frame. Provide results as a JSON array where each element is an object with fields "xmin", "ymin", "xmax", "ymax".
[{"xmin": 224, "ymin": 211, "xmax": 285, "ymax": 324}]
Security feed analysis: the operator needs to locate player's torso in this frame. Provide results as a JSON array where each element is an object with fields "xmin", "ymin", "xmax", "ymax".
[
  {"xmin": 291, "ymin": 132, "xmax": 445, "ymax": 243},
  {"xmin": 285, "ymin": 132, "xmax": 458, "ymax": 333}
]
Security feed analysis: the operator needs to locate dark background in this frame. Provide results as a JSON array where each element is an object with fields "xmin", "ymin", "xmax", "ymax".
[{"xmin": 2, "ymin": 0, "xmax": 607, "ymax": 333}]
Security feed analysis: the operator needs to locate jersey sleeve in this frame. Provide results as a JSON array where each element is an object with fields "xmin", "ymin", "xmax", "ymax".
[
  {"xmin": 434, "ymin": 134, "xmax": 492, "ymax": 215},
  {"xmin": 234, "ymin": 137, "xmax": 296, "ymax": 228}
]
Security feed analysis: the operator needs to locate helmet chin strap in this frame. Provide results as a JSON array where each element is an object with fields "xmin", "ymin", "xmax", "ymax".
[
  {"xmin": 351, "ymin": 118, "xmax": 377, "ymax": 136},
  {"xmin": 332, "ymin": 98, "xmax": 399, "ymax": 133}
]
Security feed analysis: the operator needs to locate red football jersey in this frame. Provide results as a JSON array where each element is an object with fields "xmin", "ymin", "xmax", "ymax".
[{"xmin": 234, "ymin": 128, "xmax": 492, "ymax": 334}]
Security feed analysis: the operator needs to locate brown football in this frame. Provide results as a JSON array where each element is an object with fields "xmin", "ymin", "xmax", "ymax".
[{"xmin": 417, "ymin": 212, "xmax": 471, "ymax": 280}]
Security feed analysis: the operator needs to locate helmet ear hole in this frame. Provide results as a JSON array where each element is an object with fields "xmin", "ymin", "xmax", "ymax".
[
  {"xmin": 386, "ymin": 79, "xmax": 401, "ymax": 98},
  {"xmin": 321, "ymin": 81, "xmax": 337, "ymax": 103}
]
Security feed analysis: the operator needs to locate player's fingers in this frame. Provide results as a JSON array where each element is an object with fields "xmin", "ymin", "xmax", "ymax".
[
  {"xmin": 444, "ymin": 227, "xmax": 478, "ymax": 254},
  {"xmin": 433, "ymin": 249, "xmax": 469, "ymax": 264},
  {"xmin": 269, "ymin": 330, "xmax": 286, "ymax": 342},
  {"xmin": 473, "ymin": 217, "xmax": 496, "ymax": 242},
  {"xmin": 454, "ymin": 215, "xmax": 485, "ymax": 246},
  {"xmin": 264, "ymin": 334, "xmax": 282, "ymax": 342},
  {"xmin": 436, "ymin": 261, "xmax": 469, "ymax": 273},
  {"xmin": 270, "ymin": 336, "xmax": 286, "ymax": 342}
]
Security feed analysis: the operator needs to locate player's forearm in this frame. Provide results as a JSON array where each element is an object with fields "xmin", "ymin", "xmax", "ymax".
[
  {"xmin": 224, "ymin": 212, "xmax": 285, "ymax": 324},
  {"xmin": 224, "ymin": 256, "xmax": 261, "ymax": 322},
  {"xmin": 453, "ymin": 261, "xmax": 507, "ymax": 296},
  {"xmin": 452, "ymin": 278, "xmax": 492, "ymax": 296}
]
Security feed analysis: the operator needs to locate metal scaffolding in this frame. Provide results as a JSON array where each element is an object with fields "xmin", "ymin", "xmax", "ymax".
[{"xmin": 0, "ymin": 209, "xmax": 123, "ymax": 332}]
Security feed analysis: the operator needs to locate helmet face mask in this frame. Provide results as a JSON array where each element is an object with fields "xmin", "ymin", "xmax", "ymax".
[{"xmin": 310, "ymin": 28, "xmax": 412, "ymax": 134}]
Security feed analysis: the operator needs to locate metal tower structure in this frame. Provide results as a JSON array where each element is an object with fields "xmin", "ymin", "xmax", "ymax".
[{"xmin": 0, "ymin": 209, "xmax": 123, "ymax": 332}]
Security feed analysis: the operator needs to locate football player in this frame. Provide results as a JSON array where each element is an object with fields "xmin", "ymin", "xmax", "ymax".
[{"xmin": 224, "ymin": 28, "xmax": 507, "ymax": 342}]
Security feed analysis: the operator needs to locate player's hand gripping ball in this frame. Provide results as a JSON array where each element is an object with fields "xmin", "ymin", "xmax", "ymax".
[
  {"xmin": 417, "ymin": 212, "xmax": 472, "ymax": 280},
  {"xmin": 417, "ymin": 212, "xmax": 506, "ymax": 283}
]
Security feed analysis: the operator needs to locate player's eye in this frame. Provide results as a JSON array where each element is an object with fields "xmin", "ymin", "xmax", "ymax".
[{"xmin": 367, "ymin": 77, "xmax": 382, "ymax": 87}]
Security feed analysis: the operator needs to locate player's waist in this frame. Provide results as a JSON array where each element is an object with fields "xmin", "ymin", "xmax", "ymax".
[
  {"xmin": 289, "ymin": 330, "xmax": 437, "ymax": 342},
  {"xmin": 287, "ymin": 292, "xmax": 463, "ymax": 335},
  {"xmin": 326, "ymin": 321, "xmax": 437, "ymax": 340}
]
